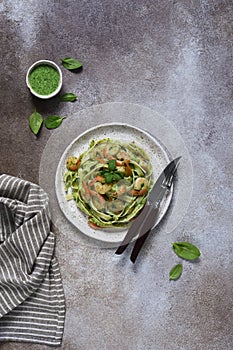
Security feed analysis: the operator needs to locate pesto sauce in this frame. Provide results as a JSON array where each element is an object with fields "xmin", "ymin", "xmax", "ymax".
[{"xmin": 29, "ymin": 64, "xmax": 60, "ymax": 95}]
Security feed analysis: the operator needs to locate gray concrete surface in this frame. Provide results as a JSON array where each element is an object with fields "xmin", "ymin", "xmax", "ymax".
[{"xmin": 0, "ymin": 1, "xmax": 232, "ymax": 349}]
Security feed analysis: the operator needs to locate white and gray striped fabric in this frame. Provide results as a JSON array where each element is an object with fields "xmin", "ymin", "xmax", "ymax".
[{"xmin": 0, "ymin": 174, "xmax": 65, "ymax": 346}]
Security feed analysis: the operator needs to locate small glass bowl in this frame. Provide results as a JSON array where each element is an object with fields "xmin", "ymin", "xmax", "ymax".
[{"xmin": 26, "ymin": 59, "xmax": 62, "ymax": 99}]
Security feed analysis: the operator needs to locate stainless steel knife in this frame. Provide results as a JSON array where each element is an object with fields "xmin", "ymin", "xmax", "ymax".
[{"xmin": 115, "ymin": 156, "xmax": 181, "ymax": 256}]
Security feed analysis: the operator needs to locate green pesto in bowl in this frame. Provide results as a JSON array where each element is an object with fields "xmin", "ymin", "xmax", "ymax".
[{"xmin": 29, "ymin": 64, "xmax": 60, "ymax": 96}]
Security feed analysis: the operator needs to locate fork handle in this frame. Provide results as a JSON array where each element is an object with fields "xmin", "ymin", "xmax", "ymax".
[{"xmin": 130, "ymin": 230, "xmax": 150, "ymax": 263}]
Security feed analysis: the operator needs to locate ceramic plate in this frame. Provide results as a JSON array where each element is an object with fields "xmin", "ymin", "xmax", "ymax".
[{"xmin": 55, "ymin": 123, "xmax": 173, "ymax": 243}]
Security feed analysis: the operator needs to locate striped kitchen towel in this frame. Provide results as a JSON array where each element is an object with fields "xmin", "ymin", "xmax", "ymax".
[{"xmin": 0, "ymin": 174, "xmax": 66, "ymax": 346}]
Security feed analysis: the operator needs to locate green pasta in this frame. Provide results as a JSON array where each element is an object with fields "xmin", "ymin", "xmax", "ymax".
[{"xmin": 63, "ymin": 138, "xmax": 153, "ymax": 229}]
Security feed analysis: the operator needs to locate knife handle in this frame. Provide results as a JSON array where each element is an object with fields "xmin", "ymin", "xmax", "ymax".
[
  {"xmin": 130, "ymin": 230, "xmax": 150, "ymax": 263},
  {"xmin": 130, "ymin": 206, "xmax": 159, "ymax": 263}
]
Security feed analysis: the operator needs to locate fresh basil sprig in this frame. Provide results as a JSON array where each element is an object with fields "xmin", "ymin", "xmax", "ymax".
[
  {"xmin": 100, "ymin": 160, "xmax": 124, "ymax": 184},
  {"xmin": 61, "ymin": 57, "xmax": 83, "ymax": 70},
  {"xmin": 45, "ymin": 115, "xmax": 66, "ymax": 129},
  {"xmin": 173, "ymin": 242, "xmax": 200, "ymax": 260},
  {"xmin": 169, "ymin": 242, "xmax": 201, "ymax": 281},
  {"xmin": 104, "ymin": 173, "xmax": 113, "ymax": 184},
  {"xmin": 108, "ymin": 159, "xmax": 116, "ymax": 171},
  {"xmin": 29, "ymin": 109, "xmax": 43, "ymax": 135},
  {"xmin": 60, "ymin": 93, "xmax": 77, "ymax": 102},
  {"xmin": 104, "ymin": 172, "xmax": 123, "ymax": 184},
  {"xmin": 169, "ymin": 263, "xmax": 183, "ymax": 280}
]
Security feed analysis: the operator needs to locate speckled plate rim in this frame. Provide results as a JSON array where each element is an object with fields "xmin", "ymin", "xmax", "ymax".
[{"xmin": 55, "ymin": 122, "xmax": 173, "ymax": 243}]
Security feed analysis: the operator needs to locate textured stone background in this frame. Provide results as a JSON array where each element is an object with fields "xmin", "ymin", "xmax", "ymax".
[{"xmin": 0, "ymin": 1, "xmax": 232, "ymax": 349}]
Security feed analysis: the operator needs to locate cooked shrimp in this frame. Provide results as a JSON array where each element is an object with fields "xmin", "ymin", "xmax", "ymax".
[
  {"xmin": 117, "ymin": 184, "xmax": 127, "ymax": 196},
  {"xmin": 107, "ymin": 199, "xmax": 124, "ymax": 213},
  {"xmin": 89, "ymin": 175, "xmax": 105, "ymax": 186},
  {"xmin": 92, "ymin": 196, "xmax": 105, "ymax": 210},
  {"xmin": 117, "ymin": 151, "xmax": 130, "ymax": 161},
  {"xmin": 94, "ymin": 182, "xmax": 112, "ymax": 194},
  {"xmin": 89, "ymin": 190, "xmax": 106, "ymax": 208},
  {"xmin": 131, "ymin": 188, "xmax": 148, "ymax": 196},
  {"xmin": 106, "ymin": 144, "xmax": 120, "ymax": 156},
  {"xmin": 115, "ymin": 151, "xmax": 132, "ymax": 176},
  {"xmin": 88, "ymin": 221, "xmax": 100, "ymax": 229},
  {"xmin": 116, "ymin": 166, "xmax": 126, "ymax": 175},
  {"xmin": 131, "ymin": 177, "xmax": 149, "ymax": 196},
  {"xmin": 66, "ymin": 156, "xmax": 81, "ymax": 171},
  {"xmin": 134, "ymin": 177, "xmax": 148, "ymax": 191}
]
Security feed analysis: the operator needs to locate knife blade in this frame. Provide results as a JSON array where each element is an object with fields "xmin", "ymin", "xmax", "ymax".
[{"xmin": 115, "ymin": 156, "xmax": 181, "ymax": 255}]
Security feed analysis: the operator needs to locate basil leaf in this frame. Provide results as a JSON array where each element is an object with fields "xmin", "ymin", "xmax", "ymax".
[
  {"xmin": 169, "ymin": 263, "xmax": 183, "ymax": 280},
  {"xmin": 115, "ymin": 171, "xmax": 124, "ymax": 178},
  {"xmin": 29, "ymin": 109, "xmax": 43, "ymax": 135},
  {"xmin": 108, "ymin": 159, "xmax": 116, "ymax": 171},
  {"xmin": 173, "ymin": 242, "xmax": 201, "ymax": 260},
  {"xmin": 61, "ymin": 57, "xmax": 83, "ymax": 70},
  {"xmin": 112, "ymin": 173, "xmax": 122, "ymax": 181},
  {"xmin": 104, "ymin": 173, "xmax": 113, "ymax": 184},
  {"xmin": 60, "ymin": 93, "xmax": 77, "ymax": 102},
  {"xmin": 45, "ymin": 115, "xmax": 66, "ymax": 129}
]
